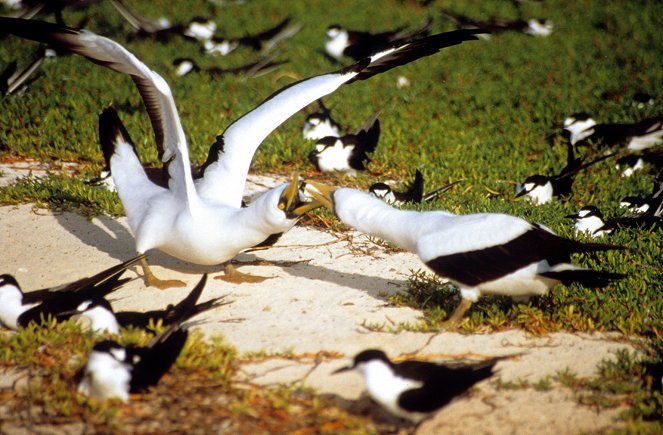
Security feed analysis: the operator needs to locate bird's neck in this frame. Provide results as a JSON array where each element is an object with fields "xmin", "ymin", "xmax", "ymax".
[{"xmin": 333, "ymin": 188, "xmax": 450, "ymax": 252}]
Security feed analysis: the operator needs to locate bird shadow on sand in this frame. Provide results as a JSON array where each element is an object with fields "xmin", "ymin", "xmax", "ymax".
[
  {"xmin": 318, "ymin": 392, "xmax": 416, "ymax": 433},
  {"xmin": 52, "ymin": 211, "xmax": 222, "ymax": 275},
  {"xmin": 281, "ymin": 260, "xmax": 408, "ymax": 301}
]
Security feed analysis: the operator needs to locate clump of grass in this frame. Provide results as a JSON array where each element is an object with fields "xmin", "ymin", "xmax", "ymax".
[{"xmin": 0, "ymin": 322, "xmax": 378, "ymax": 433}]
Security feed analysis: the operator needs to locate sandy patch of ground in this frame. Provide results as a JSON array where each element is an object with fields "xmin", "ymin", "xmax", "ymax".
[{"xmin": 0, "ymin": 169, "xmax": 637, "ymax": 433}]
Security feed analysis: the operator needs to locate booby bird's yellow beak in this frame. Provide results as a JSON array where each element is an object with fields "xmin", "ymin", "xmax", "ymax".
[
  {"xmin": 303, "ymin": 180, "xmax": 337, "ymax": 210},
  {"xmin": 278, "ymin": 172, "xmax": 325, "ymax": 218}
]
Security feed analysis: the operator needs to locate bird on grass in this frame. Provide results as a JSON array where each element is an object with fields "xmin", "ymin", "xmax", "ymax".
[
  {"xmin": 441, "ymin": 9, "xmax": 553, "ymax": 37},
  {"xmin": 566, "ymin": 205, "xmax": 661, "ymax": 237},
  {"xmin": 306, "ymin": 182, "xmax": 625, "ymax": 323},
  {"xmin": 172, "ymin": 55, "xmax": 286, "ymax": 79},
  {"xmin": 563, "ymin": 113, "xmax": 663, "ymax": 151},
  {"xmin": 67, "ymin": 274, "xmax": 229, "ymax": 333},
  {"xmin": 77, "ymin": 318, "xmax": 196, "ymax": 402},
  {"xmin": 2, "ymin": 17, "xmax": 484, "ymax": 288},
  {"xmin": 565, "ymin": 206, "xmax": 611, "ymax": 239},
  {"xmin": 203, "ymin": 17, "xmax": 302, "ymax": 56},
  {"xmin": 302, "ymin": 99, "xmax": 342, "ymax": 140},
  {"xmin": 109, "ymin": 0, "xmax": 215, "ymax": 42},
  {"xmin": 333, "ymin": 349, "xmax": 511, "ymax": 422},
  {"xmin": 369, "ymin": 169, "xmax": 459, "ymax": 205},
  {"xmin": 324, "ymin": 17, "xmax": 433, "ymax": 62},
  {"xmin": 308, "ymin": 112, "xmax": 381, "ymax": 175},
  {"xmin": 515, "ymin": 142, "xmax": 614, "ymax": 204},
  {"xmin": 0, "ymin": 255, "xmax": 142, "ymax": 330}
]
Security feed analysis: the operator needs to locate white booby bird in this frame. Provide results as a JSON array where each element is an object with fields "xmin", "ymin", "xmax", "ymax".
[
  {"xmin": 515, "ymin": 142, "xmax": 614, "ymax": 204},
  {"xmin": 308, "ymin": 114, "xmax": 381, "ymax": 175},
  {"xmin": 68, "ymin": 274, "xmax": 229, "ymax": 333},
  {"xmin": 324, "ymin": 18, "xmax": 433, "ymax": 62},
  {"xmin": 302, "ymin": 99, "xmax": 342, "ymax": 140},
  {"xmin": 442, "ymin": 10, "xmax": 553, "ymax": 37},
  {"xmin": 369, "ymin": 170, "xmax": 459, "ymax": 205},
  {"xmin": 333, "ymin": 349, "xmax": 509, "ymax": 422},
  {"xmin": 306, "ymin": 183, "xmax": 625, "ymax": 323},
  {"xmin": 565, "ymin": 206, "xmax": 610, "ymax": 238},
  {"xmin": 77, "ymin": 319, "xmax": 193, "ymax": 402},
  {"xmin": 0, "ymin": 256, "xmax": 141, "ymax": 330},
  {"xmin": 1, "ymin": 46, "xmax": 45, "ymax": 95},
  {"xmin": 172, "ymin": 55, "xmax": 286, "ymax": 79},
  {"xmin": 2, "ymin": 17, "xmax": 483, "ymax": 288},
  {"xmin": 563, "ymin": 113, "xmax": 663, "ymax": 151}
]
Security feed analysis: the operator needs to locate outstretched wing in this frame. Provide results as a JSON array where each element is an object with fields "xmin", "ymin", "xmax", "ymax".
[
  {"xmin": 197, "ymin": 29, "xmax": 483, "ymax": 207},
  {"xmin": 0, "ymin": 17, "xmax": 199, "ymax": 209}
]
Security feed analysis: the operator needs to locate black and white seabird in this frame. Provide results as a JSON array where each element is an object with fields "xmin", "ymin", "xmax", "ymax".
[
  {"xmin": 565, "ymin": 205, "xmax": 611, "ymax": 238},
  {"xmin": 563, "ymin": 113, "xmax": 663, "ymax": 151},
  {"xmin": 203, "ymin": 17, "xmax": 302, "ymax": 56},
  {"xmin": 308, "ymin": 113, "xmax": 381, "ymax": 175},
  {"xmin": 302, "ymin": 99, "xmax": 342, "ymax": 140},
  {"xmin": 1, "ymin": 46, "xmax": 45, "ymax": 96},
  {"xmin": 0, "ymin": 256, "xmax": 141, "ymax": 330},
  {"xmin": 324, "ymin": 18, "xmax": 432, "ymax": 62},
  {"xmin": 442, "ymin": 10, "xmax": 553, "ymax": 37},
  {"xmin": 306, "ymin": 183, "xmax": 625, "ymax": 323},
  {"xmin": 615, "ymin": 148, "xmax": 662, "ymax": 178},
  {"xmin": 69, "ymin": 274, "xmax": 228, "ymax": 333},
  {"xmin": 515, "ymin": 142, "xmax": 613, "ymax": 204},
  {"xmin": 77, "ymin": 319, "xmax": 194, "ymax": 402},
  {"xmin": 172, "ymin": 55, "xmax": 286, "ymax": 79},
  {"xmin": 109, "ymin": 0, "xmax": 215, "ymax": 42},
  {"xmin": 369, "ymin": 169, "xmax": 459, "ymax": 205},
  {"xmin": 2, "ymin": 17, "xmax": 483, "ymax": 288},
  {"xmin": 333, "ymin": 349, "xmax": 509, "ymax": 422}
]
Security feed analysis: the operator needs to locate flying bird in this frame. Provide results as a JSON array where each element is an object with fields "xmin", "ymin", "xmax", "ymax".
[
  {"xmin": 2, "ymin": 17, "xmax": 484, "ymax": 288},
  {"xmin": 0, "ymin": 255, "xmax": 141, "ymax": 330},
  {"xmin": 334, "ymin": 349, "xmax": 511, "ymax": 422},
  {"xmin": 306, "ymin": 183, "xmax": 625, "ymax": 323}
]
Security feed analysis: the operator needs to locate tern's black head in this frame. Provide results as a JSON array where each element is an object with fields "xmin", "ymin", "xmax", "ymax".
[
  {"xmin": 368, "ymin": 182, "xmax": 392, "ymax": 197},
  {"xmin": 566, "ymin": 205, "xmax": 604, "ymax": 220},
  {"xmin": 92, "ymin": 339, "xmax": 125, "ymax": 355},
  {"xmin": 568, "ymin": 112, "xmax": 593, "ymax": 122},
  {"xmin": 0, "ymin": 274, "xmax": 20, "ymax": 290},
  {"xmin": 353, "ymin": 349, "xmax": 390, "ymax": 366}
]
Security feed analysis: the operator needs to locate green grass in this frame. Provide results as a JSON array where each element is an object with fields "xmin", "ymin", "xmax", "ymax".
[{"xmin": 1, "ymin": 0, "xmax": 662, "ymax": 430}]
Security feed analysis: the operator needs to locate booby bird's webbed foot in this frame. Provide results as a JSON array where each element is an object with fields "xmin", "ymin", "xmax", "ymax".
[
  {"xmin": 139, "ymin": 256, "xmax": 186, "ymax": 290},
  {"xmin": 215, "ymin": 264, "xmax": 271, "ymax": 284},
  {"xmin": 442, "ymin": 298, "xmax": 473, "ymax": 327}
]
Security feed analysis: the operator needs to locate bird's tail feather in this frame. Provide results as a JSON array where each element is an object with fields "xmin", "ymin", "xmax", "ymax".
[{"xmin": 540, "ymin": 269, "xmax": 625, "ymax": 287}]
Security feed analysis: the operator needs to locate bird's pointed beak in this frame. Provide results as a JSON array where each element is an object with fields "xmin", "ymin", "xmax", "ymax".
[
  {"xmin": 278, "ymin": 172, "xmax": 324, "ymax": 218},
  {"xmin": 564, "ymin": 213, "xmax": 579, "ymax": 219},
  {"xmin": 304, "ymin": 180, "xmax": 337, "ymax": 210},
  {"xmin": 332, "ymin": 365, "xmax": 353, "ymax": 374},
  {"xmin": 514, "ymin": 185, "xmax": 527, "ymax": 197}
]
